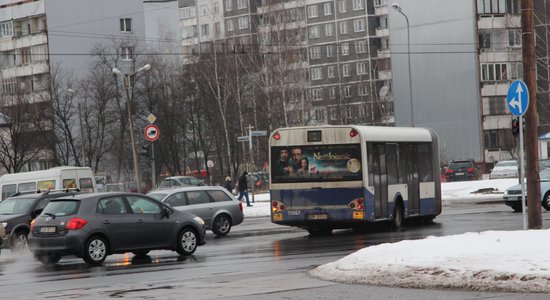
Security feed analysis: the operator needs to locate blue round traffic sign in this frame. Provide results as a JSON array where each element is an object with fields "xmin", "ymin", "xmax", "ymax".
[{"xmin": 506, "ymin": 80, "xmax": 529, "ymax": 116}]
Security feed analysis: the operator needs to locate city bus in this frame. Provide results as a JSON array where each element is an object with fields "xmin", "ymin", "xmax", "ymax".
[{"xmin": 269, "ymin": 125, "xmax": 441, "ymax": 235}]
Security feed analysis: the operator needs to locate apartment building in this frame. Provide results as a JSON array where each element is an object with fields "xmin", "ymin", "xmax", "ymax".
[{"xmin": 0, "ymin": 0, "xmax": 145, "ymax": 172}]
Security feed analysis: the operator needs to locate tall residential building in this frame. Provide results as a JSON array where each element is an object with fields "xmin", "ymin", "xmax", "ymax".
[{"xmin": 0, "ymin": 0, "xmax": 145, "ymax": 172}]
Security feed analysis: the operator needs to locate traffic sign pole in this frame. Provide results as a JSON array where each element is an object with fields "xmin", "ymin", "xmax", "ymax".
[
  {"xmin": 519, "ymin": 115, "xmax": 527, "ymax": 230},
  {"xmin": 152, "ymin": 141, "xmax": 156, "ymax": 189}
]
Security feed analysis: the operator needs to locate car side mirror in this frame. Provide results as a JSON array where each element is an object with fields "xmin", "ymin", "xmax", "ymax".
[
  {"xmin": 31, "ymin": 208, "xmax": 44, "ymax": 219},
  {"xmin": 161, "ymin": 207, "xmax": 170, "ymax": 219}
]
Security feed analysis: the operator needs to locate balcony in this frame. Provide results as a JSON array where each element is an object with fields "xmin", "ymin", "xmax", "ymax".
[
  {"xmin": 378, "ymin": 70, "xmax": 392, "ymax": 80},
  {"xmin": 477, "ymin": 14, "xmax": 521, "ymax": 29},
  {"xmin": 375, "ymin": 27, "xmax": 389, "ymax": 38},
  {"xmin": 480, "ymin": 82, "xmax": 509, "ymax": 96},
  {"xmin": 377, "ymin": 48, "xmax": 390, "ymax": 59},
  {"xmin": 375, "ymin": 4, "xmax": 388, "ymax": 16}
]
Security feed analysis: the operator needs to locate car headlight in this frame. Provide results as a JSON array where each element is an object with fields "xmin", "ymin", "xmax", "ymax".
[
  {"xmin": 193, "ymin": 216, "xmax": 205, "ymax": 225},
  {"xmin": 1, "ymin": 222, "xmax": 7, "ymax": 228}
]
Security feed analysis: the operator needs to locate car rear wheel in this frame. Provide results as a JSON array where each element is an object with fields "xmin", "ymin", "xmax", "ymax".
[
  {"xmin": 35, "ymin": 254, "xmax": 61, "ymax": 265},
  {"xmin": 212, "ymin": 214, "xmax": 232, "ymax": 236},
  {"xmin": 10, "ymin": 231, "xmax": 28, "ymax": 251},
  {"xmin": 542, "ymin": 192, "xmax": 550, "ymax": 211},
  {"xmin": 83, "ymin": 236, "xmax": 108, "ymax": 265},
  {"xmin": 511, "ymin": 205, "xmax": 522, "ymax": 213},
  {"xmin": 176, "ymin": 228, "xmax": 198, "ymax": 256}
]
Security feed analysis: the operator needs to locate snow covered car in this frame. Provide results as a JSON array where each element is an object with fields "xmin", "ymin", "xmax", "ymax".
[
  {"xmin": 489, "ymin": 160, "xmax": 518, "ymax": 179},
  {"xmin": 503, "ymin": 168, "xmax": 550, "ymax": 212}
]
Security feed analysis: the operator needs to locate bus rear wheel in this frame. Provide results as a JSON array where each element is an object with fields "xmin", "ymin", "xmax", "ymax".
[
  {"xmin": 307, "ymin": 227, "xmax": 332, "ymax": 236},
  {"xmin": 392, "ymin": 201, "xmax": 404, "ymax": 230}
]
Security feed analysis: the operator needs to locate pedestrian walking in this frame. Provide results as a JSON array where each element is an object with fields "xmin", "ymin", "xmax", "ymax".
[{"xmin": 237, "ymin": 171, "xmax": 252, "ymax": 207}]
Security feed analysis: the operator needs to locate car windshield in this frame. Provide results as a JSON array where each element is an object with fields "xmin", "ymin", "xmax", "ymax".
[
  {"xmin": 496, "ymin": 161, "xmax": 517, "ymax": 167},
  {"xmin": 0, "ymin": 198, "xmax": 35, "ymax": 215},
  {"xmin": 42, "ymin": 200, "xmax": 80, "ymax": 217},
  {"xmin": 541, "ymin": 169, "xmax": 550, "ymax": 181},
  {"xmin": 147, "ymin": 193, "xmax": 168, "ymax": 201}
]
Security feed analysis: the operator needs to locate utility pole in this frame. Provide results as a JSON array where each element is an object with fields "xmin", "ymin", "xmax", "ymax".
[
  {"xmin": 248, "ymin": 125, "xmax": 255, "ymax": 203},
  {"xmin": 521, "ymin": 0, "xmax": 542, "ymax": 229}
]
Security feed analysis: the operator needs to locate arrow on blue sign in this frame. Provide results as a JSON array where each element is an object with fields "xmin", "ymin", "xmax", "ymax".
[{"xmin": 506, "ymin": 80, "xmax": 529, "ymax": 117}]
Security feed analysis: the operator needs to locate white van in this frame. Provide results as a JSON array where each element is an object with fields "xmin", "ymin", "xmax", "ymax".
[{"xmin": 0, "ymin": 166, "xmax": 97, "ymax": 200}]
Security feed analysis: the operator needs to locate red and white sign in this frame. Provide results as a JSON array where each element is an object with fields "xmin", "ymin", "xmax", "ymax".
[{"xmin": 144, "ymin": 124, "xmax": 160, "ymax": 142}]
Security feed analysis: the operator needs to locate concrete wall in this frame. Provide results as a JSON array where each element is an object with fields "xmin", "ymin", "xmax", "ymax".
[{"xmin": 389, "ymin": 0, "xmax": 483, "ymax": 162}]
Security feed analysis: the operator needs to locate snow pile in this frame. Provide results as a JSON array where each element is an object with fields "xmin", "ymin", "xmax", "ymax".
[{"xmin": 310, "ymin": 230, "xmax": 550, "ymax": 293}]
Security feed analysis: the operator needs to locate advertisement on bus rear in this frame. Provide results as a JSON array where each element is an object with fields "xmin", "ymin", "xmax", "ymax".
[{"xmin": 271, "ymin": 144, "xmax": 362, "ymax": 183}]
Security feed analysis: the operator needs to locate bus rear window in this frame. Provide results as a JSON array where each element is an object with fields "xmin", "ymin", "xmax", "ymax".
[{"xmin": 271, "ymin": 144, "xmax": 362, "ymax": 183}]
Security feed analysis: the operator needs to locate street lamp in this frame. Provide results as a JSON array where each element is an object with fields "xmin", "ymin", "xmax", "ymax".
[
  {"xmin": 391, "ymin": 2, "xmax": 414, "ymax": 127},
  {"xmin": 112, "ymin": 64, "xmax": 151, "ymax": 193}
]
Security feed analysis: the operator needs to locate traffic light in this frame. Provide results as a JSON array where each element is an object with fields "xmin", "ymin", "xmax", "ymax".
[
  {"xmin": 141, "ymin": 144, "xmax": 152, "ymax": 160},
  {"xmin": 512, "ymin": 117, "xmax": 520, "ymax": 136}
]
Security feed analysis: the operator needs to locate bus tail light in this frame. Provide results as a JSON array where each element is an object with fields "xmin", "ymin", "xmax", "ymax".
[
  {"xmin": 273, "ymin": 132, "xmax": 280, "ymax": 140},
  {"xmin": 272, "ymin": 200, "xmax": 287, "ymax": 213},
  {"xmin": 348, "ymin": 198, "xmax": 364, "ymax": 211},
  {"xmin": 349, "ymin": 129, "xmax": 358, "ymax": 138}
]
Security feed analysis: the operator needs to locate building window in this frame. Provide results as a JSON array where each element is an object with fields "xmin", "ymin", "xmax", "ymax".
[
  {"xmin": 201, "ymin": 24, "xmax": 210, "ymax": 36},
  {"xmin": 200, "ymin": 5, "xmax": 209, "ymax": 16},
  {"xmin": 310, "ymin": 46, "xmax": 321, "ymax": 60},
  {"xmin": 483, "ymin": 96, "xmax": 507, "ymax": 115},
  {"xmin": 356, "ymin": 40, "xmax": 367, "ymax": 53},
  {"xmin": 315, "ymin": 108, "xmax": 326, "ymax": 122},
  {"xmin": 479, "ymin": 32, "xmax": 491, "ymax": 49},
  {"xmin": 120, "ymin": 18, "xmax": 132, "ymax": 32},
  {"xmin": 121, "ymin": 46, "xmax": 133, "ymax": 60},
  {"xmin": 308, "ymin": 5, "xmax": 318, "ymax": 18},
  {"xmin": 354, "ymin": 19, "xmax": 365, "ymax": 32},
  {"xmin": 309, "ymin": 25, "xmax": 320, "ymax": 39},
  {"xmin": 324, "ymin": 3, "xmax": 332, "ymax": 15},
  {"xmin": 477, "ymin": 0, "xmax": 505, "ymax": 14},
  {"xmin": 510, "ymin": 62, "xmax": 522, "ymax": 79},
  {"xmin": 358, "ymin": 84, "xmax": 368, "ymax": 96},
  {"xmin": 0, "ymin": 21, "xmax": 14, "ymax": 37},
  {"xmin": 325, "ymin": 23, "xmax": 333, "ymax": 37},
  {"xmin": 311, "ymin": 67, "xmax": 323, "ymax": 80},
  {"xmin": 328, "ymin": 66, "xmax": 335, "ymax": 78},
  {"xmin": 182, "ymin": 7, "xmax": 196, "ymax": 18},
  {"xmin": 225, "ymin": 0, "xmax": 233, "ymax": 11},
  {"xmin": 357, "ymin": 62, "xmax": 368, "ymax": 75},
  {"xmin": 343, "ymin": 64, "xmax": 350, "ymax": 77},
  {"xmin": 344, "ymin": 85, "xmax": 352, "ymax": 97},
  {"xmin": 352, "ymin": 0, "xmax": 364, "ymax": 10},
  {"xmin": 481, "ymin": 63, "xmax": 508, "ymax": 81},
  {"xmin": 508, "ymin": 29, "xmax": 521, "ymax": 47},
  {"xmin": 339, "ymin": 0, "xmax": 347, "ymax": 13},
  {"xmin": 226, "ymin": 20, "xmax": 234, "ymax": 31},
  {"xmin": 339, "ymin": 21, "xmax": 348, "ymax": 34},
  {"xmin": 311, "ymin": 88, "xmax": 322, "ymax": 100},
  {"xmin": 237, "ymin": 0, "xmax": 247, "ymax": 9},
  {"xmin": 329, "ymin": 86, "xmax": 337, "ymax": 99},
  {"xmin": 2, "ymin": 78, "xmax": 16, "ymax": 94},
  {"xmin": 506, "ymin": 0, "xmax": 520, "ymax": 14},
  {"xmin": 238, "ymin": 16, "xmax": 249, "ymax": 29},
  {"xmin": 183, "ymin": 25, "xmax": 197, "ymax": 38},
  {"xmin": 21, "ymin": 47, "xmax": 30, "ymax": 65},
  {"xmin": 214, "ymin": 3, "xmax": 220, "ymax": 14},
  {"xmin": 215, "ymin": 22, "xmax": 221, "ymax": 35},
  {"xmin": 327, "ymin": 45, "xmax": 334, "ymax": 57},
  {"xmin": 341, "ymin": 42, "xmax": 350, "ymax": 55},
  {"xmin": 484, "ymin": 129, "xmax": 514, "ymax": 149}
]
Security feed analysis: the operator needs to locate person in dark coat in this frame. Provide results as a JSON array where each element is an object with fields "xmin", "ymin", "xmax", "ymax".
[
  {"xmin": 223, "ymin": 176, "xmax": 234, "ymax": 194},
  {"xmin": 237, "ymin": 171, "xmax": 252, "ymax": 207}
]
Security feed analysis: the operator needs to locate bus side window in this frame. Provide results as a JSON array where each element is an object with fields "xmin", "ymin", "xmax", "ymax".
[
  {"xmin": 79, "ymin": 178, "xmax": 94, "ymax": 192},
  {"xmin": 18, "ymin": 182, "xmax": 36, "ymax": 192},
  {"xmin": 37, "ymin": 180, "xmax": 56, "ymax": 191},
  {"xmin": 2, "ymin": 184, "xmax": 16, "ymax": 200},
  {"xmin": 417, "ymin": 143, "xmax": 433, "ymax": 182},
  {"xmin": 63, "ymin": 179, "xmax": 77, "ymax": 189}
]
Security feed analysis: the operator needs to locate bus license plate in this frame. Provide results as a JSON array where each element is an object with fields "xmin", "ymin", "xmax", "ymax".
[
  {"xmin": 273, "ymin": 213, "xmax": 283, "ymax": 221},
  {"xmin": 40, "ymin": 226, "xmax": 56, "ymax": 233},
  {"xmin": 308, "ymin": 214, "xmax": 328, "ymax": 220}
]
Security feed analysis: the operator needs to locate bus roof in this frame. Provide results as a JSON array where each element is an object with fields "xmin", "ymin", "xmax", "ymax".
[
  {"xmin": 271, "ymin": 125, "xmax": 436, "ymax": 143},
  {"xmin": 0, "ymin": 167, "xmax": 93, "ymax": 184}
]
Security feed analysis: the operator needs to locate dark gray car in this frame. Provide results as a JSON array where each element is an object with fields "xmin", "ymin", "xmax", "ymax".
[
  {"xmin": 148, "ymin": 186, "xmax": 244, "ymax": 236},
  {"xmin": 28, "ymin": 192, "xmax": 206, "ymax": 265}
]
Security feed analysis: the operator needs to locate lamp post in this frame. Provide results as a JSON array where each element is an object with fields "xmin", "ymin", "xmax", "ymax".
[
  {"xmin": 112, "ymin": 64, "xmax": 151, "ymax": 193},
  {"xmin": 391, "ymin": 2, "xmax": 414, "ymax": 127}
]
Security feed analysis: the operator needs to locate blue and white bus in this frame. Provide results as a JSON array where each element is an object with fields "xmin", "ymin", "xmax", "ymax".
[{"xmin": 269, "ymin": 125, "xmax": 441, "ymax": 235}]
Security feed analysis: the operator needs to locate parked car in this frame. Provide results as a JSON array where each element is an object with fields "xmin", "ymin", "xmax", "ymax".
[
  {"xmin": 0, "ymin": 222, "xmax": 4, "ymax": 254},
  {"xmin": 489, "ymin": 160, "xmax": 519, "ymax": 179},
  {"xmin": 540, "ymin": 159, "xmax": 550, "ymax": 171},
  {"xmin": 444, "ymin": 159, "xmax": 480, "ymax": 182},
  {"xmin": 147, "ymin": 186, "xmax": 244, "ymax": 236},
  {"xmin": 503, "ymin": 168, "xmax": 550, "ymax": 212},
  {"xmin": 158, "ymin": 176, "xmax": 206, "ymax": 189},
  {"xmin": 28, "ymin": 192, "xmax": 206, "ymax": 265},
  {"xmin": 0, "ymin": 190, "xmax": 80, "ymax": 251}
]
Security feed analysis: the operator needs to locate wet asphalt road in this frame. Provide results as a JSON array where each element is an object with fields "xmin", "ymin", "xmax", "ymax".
[{"xmin": 1, "ymin": 203, "xmax": 550, "ymax": 299}]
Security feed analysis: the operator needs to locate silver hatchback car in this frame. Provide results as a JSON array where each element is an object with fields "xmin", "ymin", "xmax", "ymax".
[{"xmin": 147, "ymin": 186, "xmax": 244, "ymax": 236}]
